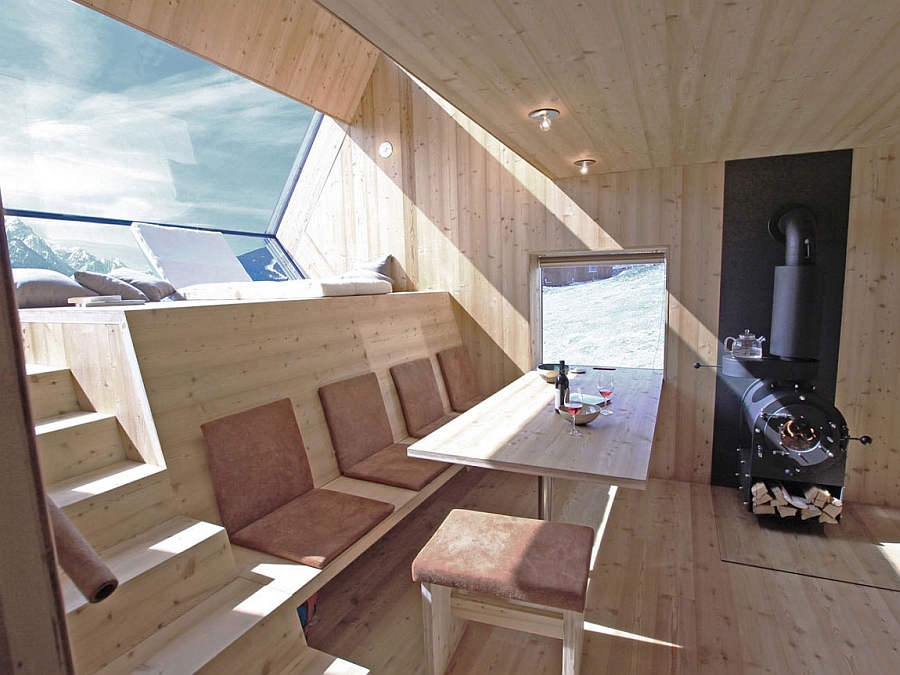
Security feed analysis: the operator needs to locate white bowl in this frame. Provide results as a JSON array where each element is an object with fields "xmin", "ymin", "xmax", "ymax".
[{"xmin": 537, "ymin": 363, "xmax": 561, "ymax": 382}]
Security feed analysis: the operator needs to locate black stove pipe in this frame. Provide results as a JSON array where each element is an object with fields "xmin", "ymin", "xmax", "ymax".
[{"xmin": 769, "ymin": 204, "xmax": 823, "ymax": 362}]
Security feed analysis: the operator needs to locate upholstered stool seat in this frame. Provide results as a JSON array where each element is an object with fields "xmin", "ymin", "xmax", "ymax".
[{"xmin": 411, "ymin": 509, "xmax": 594, "ymax": 675}]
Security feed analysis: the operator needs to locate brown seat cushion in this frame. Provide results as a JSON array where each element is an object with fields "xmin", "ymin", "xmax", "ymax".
[
  {"xmin": 344, "ymin": 443, "xmax": 450, "ymax": 491},
  {"xmin": 232, "ymin": 488, "xmax": 394, "ymax": 569},
  {"xmin": 200, "ymin": 398, "xmax": 315, "ymax": 533},
  {"xmin": 411, "ymin": 509, "xmax": 594, "ymax": 612},
  {"xmin": 201, "ymin": 398, "xmax": 396, "ymax": 568},
  {"xmin": 437, "ymin": 345, "xmax": 485, "ymax": 412},
  {"xmin": 390, "ymin": 358, "xmax": 459, "ymax": 437},
  {"xmin": 319, "ymin": 373, "xmax": 395, "ymax": 472},
  {"xmin": 319, "ymin": 374, "xmax": 452, "ymax": 488}
]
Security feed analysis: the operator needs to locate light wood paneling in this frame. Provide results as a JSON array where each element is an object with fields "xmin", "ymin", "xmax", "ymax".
[
  {"xmin": 307, "ymin": 471, "xmax": 900, "ymax": 675},
  {"xmin": 0, "ymin": 204, "xmax": 72, "ymax": 673},
  {"xmin": 279, "ymin": 58, "xmax": 411, "ymax": 285},
  {"xmin": 75, "ymin": 0, "xmax": 380, "ymax": 122},
  {"xmin": 115, "ymin": 292, "xmax": 465, "ymax": 524},
  {"xmin": 292, "ymin": 66, "xmax": 724, "ymax": 484},
  {"xmin": 318, "ymin": 0, "xmax": 900, "ymax": 178},
  {"xmin": 69, "ymin": 1, "xmax": 900, "ymax": 504},
  {"xmin": 839, "ymin": 144, "xmax": 900, "ymax": 505},
  {"xmin": 19, "ymin": 313, "xmax": 166, "ymax": 468}
]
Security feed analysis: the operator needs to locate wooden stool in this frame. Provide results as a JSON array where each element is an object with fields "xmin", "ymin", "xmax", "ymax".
[{"xmin": 411, "ymin": 509, "xmax": 594, "ymax": 675}]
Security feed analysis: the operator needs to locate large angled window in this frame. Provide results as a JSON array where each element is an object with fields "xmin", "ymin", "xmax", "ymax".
[{"xmin": 0, "ymin": 0, "xmax": 318, "ymax": 280}]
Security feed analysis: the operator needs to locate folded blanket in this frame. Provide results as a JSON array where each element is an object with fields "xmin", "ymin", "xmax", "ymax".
[{"xmin": 48, "ymin": 499, "xmax": 118, "ymax": 603}]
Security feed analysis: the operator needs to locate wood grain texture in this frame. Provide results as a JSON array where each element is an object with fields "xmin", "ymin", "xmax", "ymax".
[
  {"xmin": 61, "ymin": 1, "xmax": 900, "ymax": 506},
  {"xmin": 840, "ymin": 144, "xmax": 900, "ymax": 506},
  {"xmin": 409, "ymin": 369, "xmax": 663, "ymax": 490},
  {"xmin": 20, "ymin": 313, "xmax": 166, "ymax": 468},
  {"xmin": 285, "ymin": 63, "xmax": 724, "ymax": 485},
  {"xmin": 75, "ymin": 0, "xmax": 380, "ymax": 122},
  {"xmin": 306, "ymin": 471, "xmax": 900, "ymax": 675},
  {"xmin": 0, "ymin": 203, "xmax": 73, "ymax": 672},
  {"xmin": 112, "ymin": 292, "xmax": 465, "ymax": 524},
  {"xmin": 318, "ymin": 0, "xmax": 900, "ymax": 178}
]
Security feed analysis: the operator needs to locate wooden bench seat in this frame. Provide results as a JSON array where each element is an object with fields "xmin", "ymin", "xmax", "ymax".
[
  {"xmin": 319, "ymin": 372, "xmax": 452, "ymax": 490},
  {"xmin": 436, "ymin": 345, "xmax": 485, "ymax": 412},
  {"xmin": 20, "ymin": 291, "xmax": 479, "ymax": 671},
  {"xmin": 390, "ymin": 357, "xmax": 460, "ymax": 437},
  {"xmin": 201, "ymin": 398, "xmax": 395, "ymax": 568}
]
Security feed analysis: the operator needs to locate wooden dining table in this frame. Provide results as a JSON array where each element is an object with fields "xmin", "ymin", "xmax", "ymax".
[{"xmin": 408, "ymin": 366, "xmax": 664, "ymax": 520}]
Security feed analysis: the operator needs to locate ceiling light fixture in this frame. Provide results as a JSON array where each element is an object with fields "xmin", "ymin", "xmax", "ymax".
[
  {"xmin": 575, "ymin": 159, "xmax": 596, "ymax": 175},
  {"xmin": 529, "ymin": 108, "xmax": 559, "ymax": 132}
]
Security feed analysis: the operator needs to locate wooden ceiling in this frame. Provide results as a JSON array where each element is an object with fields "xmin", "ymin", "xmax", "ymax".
[
  {"xmin": 76, "ymin": 0, "xmax": 380, "ymax": 124},
  {"xmin": 317, "ymin": 0, "xmax": 900, "ymax": 178},
  {"xmin": 78, "ymin": 1, "xmax": 900, "ymax": 179}
]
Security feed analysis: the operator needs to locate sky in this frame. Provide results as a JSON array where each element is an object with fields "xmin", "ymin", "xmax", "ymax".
[{"xmin": 0, "ymin": 0, "xmax": 316, "ymax": 232}]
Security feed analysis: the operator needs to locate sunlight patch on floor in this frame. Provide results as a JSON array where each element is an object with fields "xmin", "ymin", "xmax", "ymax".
[{"xmin": 585, "ymin": 620, "xmax": 683, "ymax": 648}]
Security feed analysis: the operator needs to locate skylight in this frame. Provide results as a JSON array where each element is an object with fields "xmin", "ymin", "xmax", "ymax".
[{"xmin": 0, "ymin": 0, "xmax": 319, "ymax": 279}]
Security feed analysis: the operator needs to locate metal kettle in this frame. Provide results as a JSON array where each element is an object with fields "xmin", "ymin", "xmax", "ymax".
[{"xmin": 724, "ymin": 329, "xmax": 765, "ymax": 359}]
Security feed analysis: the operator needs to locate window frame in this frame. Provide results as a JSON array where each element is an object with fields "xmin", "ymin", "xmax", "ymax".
[{"xmin": 531, "ymin": 249, "xmax": 669, "ymax": 370}]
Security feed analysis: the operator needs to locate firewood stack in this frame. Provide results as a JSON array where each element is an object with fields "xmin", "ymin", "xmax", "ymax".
[{"xmin": 750, "ymin": 481, "xmax": 842, "ymax": 523}]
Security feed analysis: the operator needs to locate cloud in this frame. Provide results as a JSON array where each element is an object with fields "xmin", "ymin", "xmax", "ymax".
[{"xmin": 0, "ymin": 0, "xmax": 313, "ymax": 230}]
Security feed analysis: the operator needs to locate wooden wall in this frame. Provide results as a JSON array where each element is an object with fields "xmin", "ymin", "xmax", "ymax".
[
  {"xmin": 0, "ymin": 206, "xmax": 72, "ymax": 673},
  {"xmin": 280, "ymin": 57, "xmax": 724, "ymax": 485},
  {"xmin": 113, "ymin": 293, "xmax": 463, "ymax": 523},
  {"xmin": 73, "ymin": 0, "xmax": 899, "ymax": 504},
  {"xmin": 839, "ymin": 145, "xmax": 900, "ymax": 505},
  {"xmin": 282, "ymin": 56, "xmax": 899, "ymax": 504}
]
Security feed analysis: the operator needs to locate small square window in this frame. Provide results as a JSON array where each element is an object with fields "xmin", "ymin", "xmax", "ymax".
[{"xmin": 539, "ymin": 253, "xmax": 667, "ymax": 369}]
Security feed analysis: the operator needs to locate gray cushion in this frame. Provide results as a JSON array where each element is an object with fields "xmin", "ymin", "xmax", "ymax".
[
  {"xmin": 74, "ymin": 271, "xmax": 148, "ymax": 301},
  {"xmin": 12, "ymin": 268, "xmax": 97, "ymax": 308},
  {"xmin": 108, "ymin": 268, "xmax": 176, "ymax": 301},
  {"xmin": 360, "ymin": 253, "xmax": 393, "ymax": 277},
  {"xmin": 340, "ymin": 268, "xmax": 393, "ymax": 284}
]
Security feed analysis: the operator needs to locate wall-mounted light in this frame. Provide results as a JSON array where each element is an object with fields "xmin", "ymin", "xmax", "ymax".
[
  {"xmin": 528, "ymin": 108, "xmax": 559, "ymax": 132},
  {"xmin": 574, "ymin": 159, "xmax": 596, "ymax": 175}
]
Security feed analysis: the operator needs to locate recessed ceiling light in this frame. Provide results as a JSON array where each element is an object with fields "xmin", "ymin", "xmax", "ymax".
[
  {"xmin": 528, "ymin": 108, "xmax": 560, "ymax": 131},
  {"xmin": 574, "ymin": 159, "xmax": 596, "ymax": 175}
]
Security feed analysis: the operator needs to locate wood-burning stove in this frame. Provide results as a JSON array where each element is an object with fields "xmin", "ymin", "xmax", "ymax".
[{"xmin": 721, "ymin": 204, "xmax": 870, "ymax": 518}]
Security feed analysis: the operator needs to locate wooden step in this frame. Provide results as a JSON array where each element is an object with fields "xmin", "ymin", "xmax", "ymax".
[
  {"xmin": 64, "ymin": 516, "xmax": 236, "ymax": 675},
  {"xmin": 35, "ymin": 411, "xmax": 129, "ymax": 485},
  {"xmin": 277, "ymin": 648, "xmax": 370, "ymax": 674},
  {"xmin": 25, "ymin": 364, "xmax": 82, "ymax": 420},
  {"xmin": 94, "ymin": 577, "xmax": 309, "ymax": 675},
  {"xmin": 48, "ymin": 460, "xmax": 179, "ymax": 552}
]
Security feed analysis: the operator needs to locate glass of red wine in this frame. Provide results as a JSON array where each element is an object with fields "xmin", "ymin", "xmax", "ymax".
[
  {"xmin": 566, "ymin": 391, "xmax": 583, "ymax": 436},
  {"xmin": 597, "ymin": 376, "xmax": 615, "ymax": 416}
]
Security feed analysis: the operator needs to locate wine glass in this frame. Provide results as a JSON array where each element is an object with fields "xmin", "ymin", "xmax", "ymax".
[
  {"xmin": 565, "ymin": 391, "xmax": 583, "ymax": 436},
  {"xmin": 597, "ymin": 375, "xmax": 615, "ymax": 416}
]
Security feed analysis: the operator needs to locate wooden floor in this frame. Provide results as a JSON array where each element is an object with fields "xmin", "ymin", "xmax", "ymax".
[{"xmin": 306, "ymin": 469, "xmax": 900, "ymax": 674}]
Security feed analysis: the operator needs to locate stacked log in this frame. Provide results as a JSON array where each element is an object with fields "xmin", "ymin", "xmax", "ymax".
[{"xmin": 750, "ymin": 481, "xmax": 842, "ymax": 523}]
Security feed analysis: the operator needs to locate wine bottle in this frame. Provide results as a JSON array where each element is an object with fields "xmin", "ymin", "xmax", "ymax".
[{"xmin": 554, "ymin": 360, "xmax": 569, "ymax": 413}]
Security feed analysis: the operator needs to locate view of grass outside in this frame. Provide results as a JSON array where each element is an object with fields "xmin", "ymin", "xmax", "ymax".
[{"xmin": 542, "ymin": 262, "xmax": 667, "ymax": 369}]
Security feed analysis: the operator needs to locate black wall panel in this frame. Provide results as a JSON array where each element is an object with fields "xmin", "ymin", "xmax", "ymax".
[{"xmin": 710, "ymin": 150, "xmax": 852, "ymax": 487}]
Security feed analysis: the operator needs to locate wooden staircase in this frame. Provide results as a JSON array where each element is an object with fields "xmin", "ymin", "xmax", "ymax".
[{"xmin": 26, "ymin": 364, "xmax": 368, "ymax": 675}]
